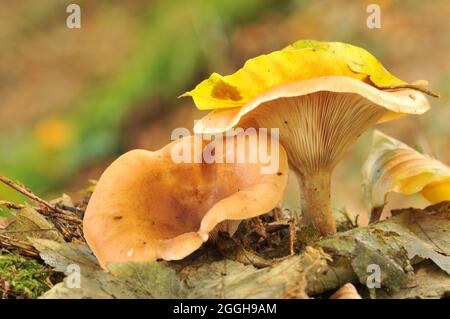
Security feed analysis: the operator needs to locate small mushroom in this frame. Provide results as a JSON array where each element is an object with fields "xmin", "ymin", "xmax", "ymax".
[
  {"xmin": 83, "ymin": 131, "xmax": 288, "ymax": 267},
  {"xmin": 363, "ymin": 130, "xmax": 450, "ymax": 222},
  {"xmin": 329, "ymin": 283, "xmax": 362, "ymax": 299},
  {"xmin": 185, "ymin": 40, "xmax": 432, "ymax": 235}
]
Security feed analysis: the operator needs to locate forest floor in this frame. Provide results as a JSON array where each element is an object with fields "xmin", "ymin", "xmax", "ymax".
[{"xmin": 1, "ymin": 176, "xmax": 449, "ymax": 299}]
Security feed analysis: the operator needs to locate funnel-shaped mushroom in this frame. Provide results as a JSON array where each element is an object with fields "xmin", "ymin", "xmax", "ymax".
[
  {"xmin": 83, "ymin": 131, "xmax": 288, "ymax": 267},
  {"xmin": 184, "ymin": 40, "xmax": 432, "ymax": 235}
]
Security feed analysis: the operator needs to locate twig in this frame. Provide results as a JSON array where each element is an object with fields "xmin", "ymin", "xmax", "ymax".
[
  {"xmin": 272, "ymin": 207, "xmax": 285, "ymax": 221},
  {"xmin": 38, "ymin": 208, "xmax": 82, "ymax": 224},
  {"xmin": 230, "ymin": 236, "xmax": 274, "ymax": 268},
  {"xmin": 289, "ymin": 220, "xmax": 295, "ymax": 256},
  {"xmin": 0, "ymin": 176, "xmax": 61, "ymax": 213},
  {"xmin": 0, "ymin": 176, "xmax": 82, "ymax": 224},
  {"xmin": 0, "ymin": 234, "xmax": 40, "ymax": 259},
  {"xmin": 265, "ymin": 220, "xmax": 290, "ymax": 233},
  {"xmin": 251, "ymin": 217, "xmax": 267, "ymax": 239},
  {"xmin": 0, "ymin": 200, "xmax": 25, "ymax": 210}
]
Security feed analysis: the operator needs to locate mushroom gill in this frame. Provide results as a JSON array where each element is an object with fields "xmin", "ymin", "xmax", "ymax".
[{"xmin": 251, "ymin": 91, "xmax": 387, "ymax": 234}]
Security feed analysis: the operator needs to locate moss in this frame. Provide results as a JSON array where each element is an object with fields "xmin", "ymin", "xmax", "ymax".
[{"xmin": 0, "ymin": 250, "xmax": 52, "ymax": 298}]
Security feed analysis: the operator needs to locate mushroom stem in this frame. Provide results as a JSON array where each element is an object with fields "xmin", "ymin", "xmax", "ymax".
[{"xmin": 297, "ymin": 170, "xmax": 336, "ymax": 235}]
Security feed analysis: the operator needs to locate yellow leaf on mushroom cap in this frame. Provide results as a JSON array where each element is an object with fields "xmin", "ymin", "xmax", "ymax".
[
  {"xmin": 362, "ymin": 130, "xmax": 450, "ymax": 221},
  {"xmin": 286, "ymin": 40, "xmax": 405, "ymax": 88},
  {"xmin": 184, "ymin": 40, "xmax": 406, "ymax": 110}
]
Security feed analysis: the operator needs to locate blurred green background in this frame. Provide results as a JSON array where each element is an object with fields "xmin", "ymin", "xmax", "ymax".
[{"xmin": 1, "ymin": 0, "xmax": 449, "ymax": 224}]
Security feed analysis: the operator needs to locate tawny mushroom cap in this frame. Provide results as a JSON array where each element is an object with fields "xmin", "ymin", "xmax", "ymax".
[
  {"xmin": 83, "ymin": 131, "xmax": 288, "ymax": 267},
  {"xmin": 184, "ymin": 40, "xmax": 433, "ymax": 235}
]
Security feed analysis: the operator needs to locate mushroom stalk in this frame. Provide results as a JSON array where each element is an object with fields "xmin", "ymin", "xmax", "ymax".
[
  {"xmin": 251, "ymin": 91, "xmax": 387, "ymax": 235},
  {"xmin": 297, "ymin": 170, "xmax": 335, "ymax": 235}
]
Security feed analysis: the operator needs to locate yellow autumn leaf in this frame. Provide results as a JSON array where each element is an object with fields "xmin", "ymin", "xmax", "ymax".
[
  {"xmin": 362, "ymin": 130, "xmax": 450, "ymax": 221},
  {"xmin": 286, "ymin": 40, "xmax": 405, "ymax": 88},
  {"xmin": 184, "ymin": 40, "xmax": 406, "ymax": 110}
]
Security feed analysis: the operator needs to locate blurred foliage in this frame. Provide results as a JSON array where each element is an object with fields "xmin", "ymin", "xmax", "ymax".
[{"xmin": 0, "ymin": 0, "xmax": 278, "ymax": 201}]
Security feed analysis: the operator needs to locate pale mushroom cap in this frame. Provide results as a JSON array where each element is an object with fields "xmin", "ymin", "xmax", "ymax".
[
  {"xmin": 194, "ymin": 76, "xmax": 430, "ymax": 135},
  {"xmin": 363, "ymin": 130, "xmax": 450, "ymax": 216},
  {"xmin": 83, "ymin": 132, "xmax": 288, "ymax": 267}
]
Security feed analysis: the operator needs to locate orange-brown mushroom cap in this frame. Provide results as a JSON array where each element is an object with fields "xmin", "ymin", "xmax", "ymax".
[{"xmin": 83, "ymin": 131, "xmax": 288, "ymax": 267}]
